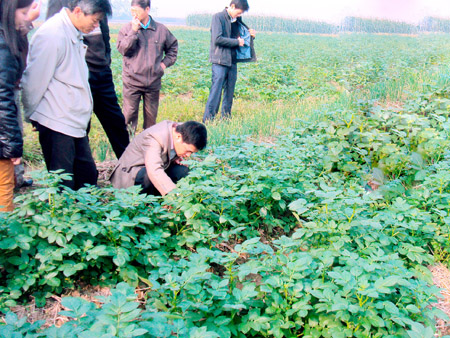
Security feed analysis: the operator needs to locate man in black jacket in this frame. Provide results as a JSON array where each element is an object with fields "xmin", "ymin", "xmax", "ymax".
[
  {"xmin": 202, "ymin": 0, "xmax": 255, "ymax": 123},
  {"xmin": 46, "ymin": 0, "xmax": 129, "ymax": 159}
]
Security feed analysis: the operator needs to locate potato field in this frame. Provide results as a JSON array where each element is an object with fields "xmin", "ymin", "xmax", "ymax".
[{"xmin": 3, "ymin": 25, "xmax": 450, "ymax": 337}]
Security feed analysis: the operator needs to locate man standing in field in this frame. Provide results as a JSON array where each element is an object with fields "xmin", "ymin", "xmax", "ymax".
[
  {"xmin": 110, "ymin": 120, "xmax": 207, "ymax": 196},
  {"xmin": 22, "ymin": 0, "xmax": 113, "ymax": 189},
  {"xmin": 46, "ymin": 0, "xmax": 130, "ymax": 159},
  {"xmin": 117, "ymin": 0, "xmax": 178, "ymax": 132},
  {"xmin": 202, "ymin": 0, "xmax": 256, "ymax": 123}
]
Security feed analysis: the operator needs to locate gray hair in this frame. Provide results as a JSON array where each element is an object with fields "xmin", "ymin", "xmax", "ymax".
[{"xmin": 67, "ymin": 0, "xmax": 112, "ymax": 16}]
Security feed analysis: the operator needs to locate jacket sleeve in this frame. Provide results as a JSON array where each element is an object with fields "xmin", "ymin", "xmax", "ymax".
[
  {"xmin": 117, "ymin": 24, "xmax": 139, "ymax": 57},
  {"xmin": 100, "ymin": 17, "xmax": 111, "ymax": 60},
  {"xmin": 161, "ymin": 29, "xmax": 178, "ymax": 68},
  {"xmin": 0, "ymin": 42, "xmax": 22, "ymax": 159},
  {"xmin": 211, "ymin": 13, "xmax": 239, "ymax": 48},
  {"xmin": 143, "ymin": 136, "xmax": 177, "ymax": 196},
  {"xmin": 21, "ymin": 31, "xmax": 62, "ymax": 121}
]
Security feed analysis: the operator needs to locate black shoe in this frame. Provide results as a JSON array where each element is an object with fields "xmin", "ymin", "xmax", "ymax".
[{"xmin": 20, "ymin": 179, "xmax": 33, "ymax": 188}]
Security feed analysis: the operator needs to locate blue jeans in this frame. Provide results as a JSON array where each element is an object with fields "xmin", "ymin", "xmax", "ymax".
[{"xmin": 203, "ymin": 63, "xmax": 238, "ymax": 122}]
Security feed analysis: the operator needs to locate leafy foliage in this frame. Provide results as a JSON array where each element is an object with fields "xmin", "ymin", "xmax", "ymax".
[
  {"xmin": 187, "ymin": 15, "xmax": 450, "ymax": 34},
  {"xmin": 3, "ymin": 86, "xmax": 450, "ymax": 336},
  {"xmin": 109, "ymin": 29, "xmax": 450, "ymax": 103},
  {"xmin": 420, "ymin": 16, "xmax": 450, "ymax": 33},
  {"xmin": 187, "ymin": 14, "xmax": 338, "ymax": 34},
  {"xmin": 341, "ymin": 17, "xmax": 417, "ymax": 34}
]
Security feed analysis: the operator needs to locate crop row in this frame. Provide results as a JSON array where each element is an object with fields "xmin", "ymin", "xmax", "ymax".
[
  {"xmin": 2, "ymin": 85, "xmax": 450, "ymax": 336},
  {"xmin": 117, "ymin": 30, "xmax": 450, "ymax": 102}
]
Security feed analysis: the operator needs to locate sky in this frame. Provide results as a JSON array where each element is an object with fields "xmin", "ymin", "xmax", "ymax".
[{"xmin": 149, "ymin": 0, "xmax": 450, "ymax": 23}]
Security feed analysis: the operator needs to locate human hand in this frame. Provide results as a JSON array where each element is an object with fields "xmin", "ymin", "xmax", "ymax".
[
  {"xmin": 27, "ymin": 0, "xmax": 41, "ymax": 22},
  {"xmin": 160, "ymin": 62, "xmax": 166, "ymax": 70},
  {"xmin": 237, "ymin": 37, "xmax": 244, "ymax": 46},
  {"xmin": 131, "ymin": 17, "xmax": 141, "ymax": 32},
  {"xmin": 11, "ymin": 158, "xmax": 21, "ymax": 165},
  {"xmin": 249, "ymin": 28, "xmax": 256, "ymax": 38}
]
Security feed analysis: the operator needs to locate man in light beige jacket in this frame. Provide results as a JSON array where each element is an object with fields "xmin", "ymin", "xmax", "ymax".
[
  {"xmin": 110, "ymin": 120, "xmax": 207, "ymax": 196},
  {"xmin": 22, "ymin": 0, "xmax": 112, "ymax": 190}
]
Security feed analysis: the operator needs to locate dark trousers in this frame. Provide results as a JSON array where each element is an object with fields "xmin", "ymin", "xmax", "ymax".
[
  {"xmin": 89, "ymin": 69, "xmax": 129, "ymax": 159},
  {"xmin": 135, "ymin": 163, "xmax": 189, "ymax": 196},
  {"xmin": 203, "ymin": 63, "xmax": 238, "ymax": 122},
  {"xmin": 122, "ymin": 81, "xmax": 160, "ymax": 132},
  {"xmin": 36, "ymin": 123, "xmax": 98, "ymax": 190}
]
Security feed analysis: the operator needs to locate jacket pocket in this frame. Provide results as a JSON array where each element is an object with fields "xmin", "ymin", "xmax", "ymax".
[{"xmin": 157, "ymin": 63, "xmax": 165, "ymax": 77}]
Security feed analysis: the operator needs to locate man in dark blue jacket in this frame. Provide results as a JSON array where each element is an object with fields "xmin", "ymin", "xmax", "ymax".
[{"xmin": 202, "ymin": 0, "xmax": 255, "ymax": 123}]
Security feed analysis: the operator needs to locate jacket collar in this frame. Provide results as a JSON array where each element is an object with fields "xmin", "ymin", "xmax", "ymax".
[
  {"xmin": 169, "ymin": 122, "xmax": 178, "ymax": 160},
  {"xmin": 223, "ymin": 8, "xmax": 246, "ymax": 27},
  {"xmin": 223, "ymin": 8, "xmax": 231, "ymax": 23},
  {"xmin": 60, "ymin": 8, "xmax": 84, "ymax": 44},
  {"xmin": 170, "ymin": 122, "xmax": 176, "ymax": 150},
  {"xmin": 145, "ymin": 16, "xmax": 157, "ymax": 31}
]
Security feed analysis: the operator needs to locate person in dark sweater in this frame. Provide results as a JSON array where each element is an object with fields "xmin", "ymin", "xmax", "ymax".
[
  {"xmin": 202, "ymin": 0, "xmax": 256, "ymax": 123},
  {"xmin": 46, "ymin": 0, "xmax": 129, "ymax": 159}
]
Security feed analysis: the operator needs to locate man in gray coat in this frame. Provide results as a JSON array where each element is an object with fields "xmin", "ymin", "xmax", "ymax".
[{"xmin": 110, "ymin": 120, "xmax": 207, "ymax": 196}]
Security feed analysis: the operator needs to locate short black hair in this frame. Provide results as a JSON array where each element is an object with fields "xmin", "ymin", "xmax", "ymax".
[
  {"xmin": 230, "ymin": 0, "xmax": 249, "ymax": 12},
  {"xmin": 176, "ymin": 121, "xmax": 207, "ymax": 151},
  {"xmin": 67, "ymin": 0, "xmax": 112, "ymax": 16},
  {"xmin": 131, "ymin": 0, "xmax": 150, "ymax": 9}
]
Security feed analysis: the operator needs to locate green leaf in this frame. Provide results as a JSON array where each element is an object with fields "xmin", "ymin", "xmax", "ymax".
[
  {"xmin": 272, "ymin": 192, "xmax": 281, "ymax": 200},
  {"xmin": 129, "ymin": 328, "xmax": 148, "ymax": 337},
  {"xmin": 4, "ymin": 312, "xmax": 18, "ymax": 325},
  {"xmin": 113, "ymin": 247, "xmax": 130, "ymax": 267},
  {"xmin": 189, "ymin": 326, "xmax": 220, "ymax": 338},
  {"xmin": 87, "ymin": 245, "xmax": 112, "ymax": 260},
  {"xmin": 384, "ymin": 301, "xmax": 399, "ymax": 315},
  {"xmin": 406, "ymin": 305, "xmax": 420, "ymax": 314},
  {"xmin": 288, "ymin": 198, "xmax": 309, "ymax": 214},
  {"xmin": 369, "ymin": 314, "xmax": 385, "ymax": 327},
  {"xmin": 154, "ymin": 299, "xmax": 168, "ymax": 312},
  {"xmin": 46, "ymin": 277, "xmax": 61, "ymax": 287}
]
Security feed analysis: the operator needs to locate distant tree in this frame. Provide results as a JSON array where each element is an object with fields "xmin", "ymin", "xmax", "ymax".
[
  {"xmin": 39, "ymin": 0, "xmax": 157, "ymax": 21},
  {"xmin": 110, "ymin": 0, "xmax": 158, "ymax": 20}
]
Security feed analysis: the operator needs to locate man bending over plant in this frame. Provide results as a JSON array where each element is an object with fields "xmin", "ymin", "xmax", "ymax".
[{"xmin": 110, "ymin": 121, "xmax": 207, "ymax": 196}]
